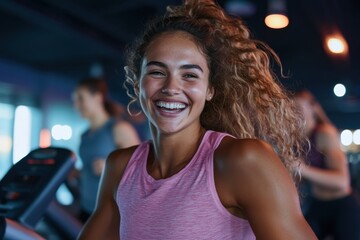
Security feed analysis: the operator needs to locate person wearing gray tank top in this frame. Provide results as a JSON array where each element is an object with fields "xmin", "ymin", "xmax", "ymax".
[{"xmin": 73, "ymin": 77, "xmax": 140, "ymax": 222}]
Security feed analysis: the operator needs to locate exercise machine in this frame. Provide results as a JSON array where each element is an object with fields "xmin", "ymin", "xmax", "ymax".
[{"xmin": 0, "ymin": 147, "xmax": 76, "ymax": 239}]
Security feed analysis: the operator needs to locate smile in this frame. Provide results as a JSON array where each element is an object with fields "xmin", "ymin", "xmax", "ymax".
[{"xmin": 155, "ymin": 101, "xmax": 187, "ymax": 111}]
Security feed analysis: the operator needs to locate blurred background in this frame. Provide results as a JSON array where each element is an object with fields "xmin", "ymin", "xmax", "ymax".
[{"xmin": 0, "ymin": 0, "xmax": 359, "ymax": 206}]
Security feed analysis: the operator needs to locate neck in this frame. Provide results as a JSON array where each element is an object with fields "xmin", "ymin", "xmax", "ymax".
[
  {"xmin": 88, "ymin": 109, "xmax": 110, "ymax": 130},
  {"xmin": 148, "ymin": 125, "xmax": 206, "ymax": 179}
]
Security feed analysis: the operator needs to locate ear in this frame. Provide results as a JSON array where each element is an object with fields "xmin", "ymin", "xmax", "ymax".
[{"xmin": 206, "ymin": 86, "xmax": 214, "ymax": 101}]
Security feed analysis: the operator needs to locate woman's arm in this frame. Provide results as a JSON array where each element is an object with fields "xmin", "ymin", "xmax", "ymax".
[
  {"xmin": 301, "ymin": 123, "xmax": 350, "ymax": 190},
  {"xmin": 216, "ymin": 138, "xmax": 317, "ymax": 240},
  {"xmin": 77, "ymin": 147, "xmax": 136, "ymax": 240}
]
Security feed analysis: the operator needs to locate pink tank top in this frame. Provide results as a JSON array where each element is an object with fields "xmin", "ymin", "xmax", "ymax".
[{"xmin": 116, "ymin": 130, "xmax": 256, "ymax": 240}]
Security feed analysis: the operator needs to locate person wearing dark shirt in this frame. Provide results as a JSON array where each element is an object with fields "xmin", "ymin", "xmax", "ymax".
[{"xmin": 295, "ymin": 90, "xmax": 360, "ymax": 240}]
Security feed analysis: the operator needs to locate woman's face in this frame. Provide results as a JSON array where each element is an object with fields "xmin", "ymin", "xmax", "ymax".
[
  {"xmin": 73, "ymin": 87, "xmax": 102, "ymax": 119},
  {"xmin": 138, "ymin": 31, "xmax": 213, "ymax": 134}
]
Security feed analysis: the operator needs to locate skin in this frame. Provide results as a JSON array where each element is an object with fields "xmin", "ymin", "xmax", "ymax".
[
  {"xmin": 73, "ymin": 87, "xmax": 140, "ymax": 176},
  {"xmin": 78, "ymin": 31, "xmax": 316, "ymax": 239},
  {"xmin": 296, "ymin": 96, "xmax": 351, "ymax": 200}
]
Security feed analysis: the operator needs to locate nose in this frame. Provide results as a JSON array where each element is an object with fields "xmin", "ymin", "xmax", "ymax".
[{"xmin": 161, "ymin": 74, "xmax": 181, "ymax": 95}]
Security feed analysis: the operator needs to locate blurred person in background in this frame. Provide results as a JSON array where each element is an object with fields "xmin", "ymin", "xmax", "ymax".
[
  {"xmin": 73, "ymin": 77, "xmax": 140, "ymax": 223},
  {"xmin": 295, "ymin": 90, "xmax": 360, "ymax": 240}
]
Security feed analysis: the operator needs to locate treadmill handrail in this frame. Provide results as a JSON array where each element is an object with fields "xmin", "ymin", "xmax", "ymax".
[{"xmin": 5, "ymin": 218, "xmax": 45, "ymax": 240}]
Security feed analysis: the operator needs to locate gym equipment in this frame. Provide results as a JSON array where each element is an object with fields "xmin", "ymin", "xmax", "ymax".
[
  {"xmin": 0, "ymin": 147, "xmax": 76, "ymax": 239},
  {"xmin": 2, "ymin": 217, "xmax": 44, "ymax": 240}
]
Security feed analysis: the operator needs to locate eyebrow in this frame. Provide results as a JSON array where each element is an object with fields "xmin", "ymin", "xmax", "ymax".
[{"xmin": 146, "ymin": 61, "xmax": 203, "ymax": 73}]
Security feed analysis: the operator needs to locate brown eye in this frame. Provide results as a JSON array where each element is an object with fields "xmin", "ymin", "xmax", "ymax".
[
  {"xmin": 149, "ymin": 71, "xmax": 165, "ymax": 76},
  {"xmin": 183, "ymin": 73, "xmax": 198, "ymax": 79}
]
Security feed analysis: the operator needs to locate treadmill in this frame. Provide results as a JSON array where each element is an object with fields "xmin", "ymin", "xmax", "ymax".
[{"xmin": 0, "ymin": 147, "xmax": 76, "ymax": 240}]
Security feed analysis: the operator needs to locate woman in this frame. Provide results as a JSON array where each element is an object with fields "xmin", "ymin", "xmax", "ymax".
[
  {"xmin": 295, "ymin": 90, "xmax": 360, "ymax": 240},
  {"xmin": 78, "ymin": 1, "xmax": 316, "ymax": 239},
  {"xmin": 73, "ymin": 77, "xmax": 140, "ymax": 222}
]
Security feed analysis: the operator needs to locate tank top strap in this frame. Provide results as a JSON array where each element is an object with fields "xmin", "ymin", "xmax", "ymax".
[
  {"xmin": 201, "ymin": 130, "xmax": 235, "ymax": 157},
  {"xmin": 206, "ymin": 130, "xmax": 234, "ymax": 147},
  {"xmin": 117, "ymin": 141, "xmax": 150, "ymax": 189}
]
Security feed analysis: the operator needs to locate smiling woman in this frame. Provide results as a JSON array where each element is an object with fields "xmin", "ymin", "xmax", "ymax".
[
  {"xmin": 138, "ymin": 31, "xmax": 212, "ymax": 135},
  {"xmin": 77, "ymin": 1, "xmax": 317, "ymax": 239}
]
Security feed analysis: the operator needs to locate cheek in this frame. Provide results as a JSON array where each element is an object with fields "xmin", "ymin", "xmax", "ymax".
[
  {"xmin": 139, "ymin": 77, "xmax": 162, "ymax": 98},
  {"xmin": 75, "ymin": 99, "xmax": 85, "ymax": 110},
  {"xmin": 82, "ymin": 97, "xmax": 98, "ymax": 112},
  {"xmin": 186, "ymin": 84, "xmax": 208, "ymax": 101},
  {"xmin": 83, "ymin": 97, "xmax": 93, "ymax": 106},
  {"xmin": 302, "ymin": 108, "xmax": 313, "ymax": 122}
]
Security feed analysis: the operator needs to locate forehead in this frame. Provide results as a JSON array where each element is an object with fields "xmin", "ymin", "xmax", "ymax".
[
  {"xmin": 144, "ymin": 31, "xmax": 206, "ymax": 59},
  {"xmin": 75, "ymin": 87, "xmax": 98, "ymax": 98},
  {"xmin": 75, "ymin": 86, "xmax": 90, "ymax": 94},
  {"xmin": 296, "ymin": 96, "xmax": 312, "ymax": 105}
]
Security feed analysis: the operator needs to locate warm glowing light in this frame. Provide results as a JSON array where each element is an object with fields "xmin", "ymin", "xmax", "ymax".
[
  {"xmin": 340, "ymin": 129, "xmax": 352, "ymax": 146},
  {"xmin": 333, "ymin": 83, "xmax": 346, "ymax": 97},
  {"xmin": 13, "ymin": 106, "xmax": 32, "ymax": 163},
  {"xmin": 0, "ymin": 135, "xmax": 12, "ymax": 154},
  {"xmin": 39, "ymin": 129, "xmax": 51, "ymax": 148},
  {"xmin": 265, "ymin": 14, "xmax": 289, "ymax": 29},
  {"xmin": 353, "ymin": 130, "xmax": 360, "ymax": 145},
  {"xmin": 327, "ymin": 38, "xmax": 344, "ymax": 53},
  {"xmin": 325, "ymin": 35, "xmax": 348, "ymax": 55}
]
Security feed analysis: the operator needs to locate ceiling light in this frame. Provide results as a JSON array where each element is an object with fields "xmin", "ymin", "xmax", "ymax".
[
  {"xmin": 265, "ymin": 0, "xmax": 289, "ymax": 29},
  {"xmin": 340, "ymin": 129, "xmax": 352, "ymax": 146},
  {"xmin": 324, "ymin": 34, "xmax": 349, "ymax": 56},
  {"xmin": 333, "ymin": 83, "xmax": 346, "ymax": 97}
]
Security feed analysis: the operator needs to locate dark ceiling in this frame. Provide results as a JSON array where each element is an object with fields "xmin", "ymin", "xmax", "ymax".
[{"xmin": 0, "ymin": 0, "xmax": 359, "ymax": 128}]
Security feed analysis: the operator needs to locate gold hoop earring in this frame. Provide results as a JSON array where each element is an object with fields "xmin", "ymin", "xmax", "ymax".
[{"xmin": 127, "ymin": 99, "xmax": 142, "ymax": 117}]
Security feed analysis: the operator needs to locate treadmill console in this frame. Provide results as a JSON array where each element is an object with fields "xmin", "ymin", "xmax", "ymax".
[{"xmin": 0, "ymin": 147, "xmax": 76, "ymax": 228}]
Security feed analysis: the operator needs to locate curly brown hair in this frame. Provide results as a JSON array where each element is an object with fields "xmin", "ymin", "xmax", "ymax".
[{"xmin": 124, "ymin": 0, "xmax": 306, "ymax": 179}]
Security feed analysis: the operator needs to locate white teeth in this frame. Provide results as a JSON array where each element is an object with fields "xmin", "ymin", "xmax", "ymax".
[{"xmin": 156, "ymin": 101, "xmax": 186, "ymax": 110}]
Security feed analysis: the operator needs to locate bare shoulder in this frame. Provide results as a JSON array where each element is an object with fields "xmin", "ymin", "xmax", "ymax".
[
  {"xmin": 215, "ymin": 137, "xmax": 284, "ymax": 172},
  {"xmin": 113, "ymin": 120, "xmax": 138, "ymax": 136},
  {"xmin": 214, "ymin": 137, "xmax": 315, "ymax": 239},
  {"xmin": 316, "ymin": 122, "xmax": 338, "ymax": 136},
  {"xmin": 113, "ymin": 120, "xmax": 140, "ymax": 148},
  {"xmin": 315, "ymin": 122, "xmax": 341, "ymax": 150},
  {"xmin": 214, "ymin": 137, "xmax": 296, "ymax": 206},
  {"xmin": 106, "ymin": 144, "xmax": 139, "ymax": 173}
]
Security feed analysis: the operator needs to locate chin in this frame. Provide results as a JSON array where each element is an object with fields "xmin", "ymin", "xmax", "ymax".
[
  {"xmin": 152, "ymin": 124, "xmax": 182, "ymax": 135},
  {"xmin": 159, "ymin": 127, "xmax": 180, "ymax": 135}
]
